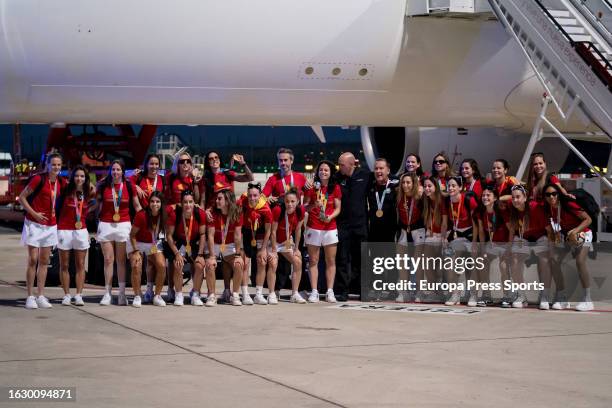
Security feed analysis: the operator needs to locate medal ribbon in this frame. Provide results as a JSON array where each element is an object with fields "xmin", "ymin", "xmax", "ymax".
[
  {"xmin": 451, "ymin": 195, "xmax": 464, "ymax": 232},
  {"xmin": 281, "ymin": 172, "xmax": 294, "ymax": 193},
  {"xmin": 221, "ymin": 214, "xmax": 230, "ymax": 246},
  {"xmin": 145, "ymin": 176, "xmax": 158, "ymax": 194},
  {"xmin": 151, "ymin": 215, "xmax": 160, "ymax": 245},
  {"xmin": 74, "ymin": 193, "xmax": 84, "ymax": 226},
  {"xmin": 49, "ymin": 178, "xmax": 58, "ymax": 216},
  {"xmin": 284, "ymin": 211, "xmax": 292, "ymax": 243},
  {"xmin": 111, "ymin": 182, "xmax": 123, "ymax": 216},
  {"xmin": 405, "ymin": 196, "xmax": 414, "ymax": 227},
  {"xmin": 182, "ymin": 212, "xmax": 194, "ymax": 242},
  {"xmin": 375, "ymin": 180, "xmax": 390, "ymax": 213}
]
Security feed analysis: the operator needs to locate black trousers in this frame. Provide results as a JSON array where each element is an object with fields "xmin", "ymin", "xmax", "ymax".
[{"xmin": 335, "ymin": 228, "xmax": 367, "ymax": 296}]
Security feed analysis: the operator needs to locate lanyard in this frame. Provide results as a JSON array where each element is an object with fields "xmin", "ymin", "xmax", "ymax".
[
  {"xmin": 281, "ymin": 172, "xmax": 294, "ymax": 193},
  {"xmin": 518, "ymin": 217, "xmax": 524, "ymax": 240},
  {"xmin": 74, "ymin": 193, "xmax": 84, "ymax": 224},
  {"xmin": 405, "ymin": 196, "xmax": 414, "ymax": 226},
  {"xmin": 145, "ymin": 175, "xmax": 158, "ymax": 194},
  {"xmin": 284, "ymin": 211, "xmax": 292, "ymax": 242},
  {"xmin": 497, "ymin": 178, "xmax": 507, "ymax": 196},
  {"xmin": 49, "ymin": 178, "xmax": 58, "ymax": 215},
  {"xmin": 451, "ymin": 195, "xmax": 464, "ymax": 231},
  {"xmin": 467, "ymin": 179, "xmax": 476, "ymax": 192},
  {"xmin": 111, "ymin": 182, "xmax": 123, "ymax": 214},
  {"xmin": 375, "ymin": 180, "xmax": 390, "ymax": 212},
  {"xmin": 220, "ymin": 214, "xmax": 230, "ymax": 246},
  {"xmin": 182, "ymin": 212, "xmax": 194, "ymax": 241},
  {"xmin": 486, "ymin": 209, "xmax": 496, "ymax": 241},
  {"xmin": 151, "ymin": 215, "xmax": 160, "ymax": 243}
]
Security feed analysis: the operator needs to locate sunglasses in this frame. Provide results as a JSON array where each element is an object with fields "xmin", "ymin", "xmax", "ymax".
[
  {"xmin": 544, "ymin": 192, "xmax": 558, "ymax": 197},
  {"xmin": 248, "ymin": 182, "xmax": 261, "ymax": 190},
  {"xmin": 434, "ymin": 160, "xmax": 446, "ymax": 165},
  {"xmin": 178, "ymin": 159, "xmax": 192, "ymax": 165}
]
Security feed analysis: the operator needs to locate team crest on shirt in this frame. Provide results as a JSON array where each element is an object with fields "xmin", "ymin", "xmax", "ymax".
[{"xmin": 178, "ymin": 184, "xmax": 184, "ymax": 191}]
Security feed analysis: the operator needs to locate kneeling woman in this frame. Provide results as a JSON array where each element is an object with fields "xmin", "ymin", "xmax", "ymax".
[
  {"xmin": 165, "ymin": 190, "xmax": 207, "ymax": 306},
  {"xmin": 543, "ymin": 183, "xmax": 593, "ymax": 311},
  {"xmin": 56, "ymin": 165, "xmax": 95, "ymax": 306},
  {"xmin": 206, "ymin": 189, "xmax": 244, "ymax": 306},
  {"xmin": 304, "ymin": 160, "xmax": 342, "ymax": 303},
  {"xmin": 271, "ymin": 188, "xmax": 306, "ymax": 304},
  {"xmin": 128, "ymin": 191, "xmax": 167, "ymax": 307}
]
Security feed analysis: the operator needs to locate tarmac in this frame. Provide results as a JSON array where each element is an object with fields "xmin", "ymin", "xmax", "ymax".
[{"xmin": 1, "ymin": 225, "xmax": 611, "ymax": 408}]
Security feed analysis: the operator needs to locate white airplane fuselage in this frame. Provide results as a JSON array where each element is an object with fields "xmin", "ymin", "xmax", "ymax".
[{"xmin": 0, "ymin": 0, "xmax": 587, "ymax": 132}]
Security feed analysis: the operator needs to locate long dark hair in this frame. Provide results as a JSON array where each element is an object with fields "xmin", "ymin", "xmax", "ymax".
[
  {"xmin": 57, "ymin": 165, "xmax": 91, "ymax": 214},
  {"xmin": 213, "ymin": 189, "xmax": 241, "ymax": 224},
  {"xmin": 314, "ymin": 160, "xmax": 338, "ymax": 192},
  {"xmin": 145, "ymin": 191, "xmax": 166, "ymax": 234},
  {"xmin": 423, "ymin": 176, "xmax": 443, "ymax": 228},
  {"xmin": 204, "ymin": 150, "xmax": 222, "ymax": 192},
  {"xmin": 461, "ymin": 158, "xmax": 482, "ymax": 181},
  {"xmin": 100, "ymin": 159, "xmax": 127, "ymax": 190},
  {"xmin": 279, "ymin": 188, "xmax": 303, "ymax": 219},
  {"xmin": 479, "ymin": 183, "xmax": 504, "ymax": 232},
  {"xmin": 139, "ymin": 154, "xmax": 161, "ymax": 181},
  {"xmin": 508, "ymin": 185, "xmax": 530, "ymax": 233},
  {"xmin": 542, "ymin": 182, "xmax": 577, "ymax": 215},
  {"xmin": 404, "ymin": 153, "xmax": 424, "ymax": 177}
]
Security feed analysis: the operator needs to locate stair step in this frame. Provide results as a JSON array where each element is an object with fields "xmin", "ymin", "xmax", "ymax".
[
  {"xmin": 548, "ymin": 9, "xmax": 571, "ymax": 18},
  {"xmin": 570, "ymin": 34, "xmax": 593, "ymax": 42},
  {"xmin": 563, "ymin": 26, "xmax": 586, "ymax": 34},
  {"xmin": 555, "ymin": 17, "xmax": 578, "ymax": 26}
]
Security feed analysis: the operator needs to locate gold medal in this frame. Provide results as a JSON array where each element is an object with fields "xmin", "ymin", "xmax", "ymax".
[
  {"xmin": 285, "ymin": 239, "xmax": 292, "ymax": 249},
  {"xmin": 220, "ymin": 244, "xmax": 226, "ymax": 253},
  {"xmin": 150, "ymin": 246, "xmax": 158, "ymax": 254},
  {"xmin": 251, "ymin": 239, "xmax": 257, "ymax": 247},
  {"xmin": 75, "ymin": 221, "xmax": 82, "ymax": 229},
  {"xmin": 185, "ymin": 245, "xmax": 192, "ymax": 255},
  {"xmin": 376, "ymin": 209, "xmax": 383, "ymax": 218},
  {"xmin": 113, "ymin": 213, "xmax": 121, "ymax": 222}
]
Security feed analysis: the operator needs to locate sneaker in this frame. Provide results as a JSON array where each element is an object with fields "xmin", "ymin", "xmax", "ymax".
[
  {"xmin": 267, "ymin": 292, "xmax": 278, "ymax": 305},
  {"xmin": 205, "ymin": 294, "xmax": 217, "ymax": 307},
  {"xmin": 74, "ymin": 294, "xmax": 85, "ymax": 306},
  {"xmin": 308, "ymin": 290, "xmax": 320, "ymax": 303},
  {"xmin": 191, "ymin": 293, "xmax": 203, "ymax": 306},
  {"xmin": 575, "ymin": 301, "xmax": 594, "ymax": 312},
  {"xmin": 62, "ymin": 294, "xmax": 72, "ymax": 306},
  {"xmin": 476, "ymin": 299, "xmax": 487, "ymax": 307},
  {"xmin": 100, "ymin": 293, "xmax": 112, "ymax": 306},
  {"xmin": 501, "ymin": 300, "xmax": 512, "ymax": 308},
  {"xmin": 241, "ymin": 291, "xmax": 254, "ymax": 305},
  {"xmin": 221, "ymin": 289, "xmax": 232, "ymax": 304},
  {"xmin": 290, "ymin": 292, "xmax": 306, "ymax": 304},
  {"xmin": 36, "ymin": 296, "xmax": 52, "ymax": 309},
  {"xmin": 325, "ymin": 289, "xmax": 337, "ymax": 303},
  {"xmin": 445, "ymin": 292, "xmax": 460, "ymax": 306},
  {"xmin": 254, "ymin": 293, "xmax": 268, "ymax": 305},
  {"xmin": 467, "ymin": 295, "xmax": 477, "ymax": 307},
  {"xmin": 231, "ymin": 293, "xmax": 243, "ymax": 306},
  {"xmin": 512, "ymin": 294, "xmax": 527, "ymax": 308},
  {"xmin": 539, "ymin": 301, "xmax": 550, "ymax": 310},
  {"xmin": 174, "ymin": 292, "xmax": 184, "ymax": 306},
  {"xmin": 414, "ymin": 292, "xmax": 422, "ymax": 303},
  {"xmin": 153, "ymin": 295, "xmax": 166, "ymax": 307},
  {"xmin": 166, "ymin": 287, "xmax": 176, "ymax": 303},
  {"xmin": 395, "ymin": 291, "xmax": 408, "ymax": 303},
  {"xmin": 143, "ymin": 289, "xmax": 153, "ymax": 304},
  {"xmin": 132, "ymin": 295, "xmax": 142, "ymax": 308},
  {"xmin": 552, "ymin": 301, "xmax": 571, "ymax": 310},
  {"xmin": 25, "ymin": 295, "xmax": 38, "ymax": 309},
  {"xmin": 117, "ymin": 293, "xmax": 129, "ymax": 306}
]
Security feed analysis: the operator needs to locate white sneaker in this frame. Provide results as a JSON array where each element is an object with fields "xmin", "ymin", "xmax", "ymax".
[
  {"xmin": 205, "ymin": 294, "xmax": 217, "ymax": 307},
  {"xmin": 241, "ymin": 291, "xmax": 254, "ymax": 305},
  {"xmin": 62, "ymin": 294, "xmax": 72, "ymax": 306},
  {"xmin": 539, "ymin": 301, "xmax": 550, "ymax": 310},
  {"xmin": 231, "ymin": 293, "xmax": 242, "ymax": 306},
  {"xmin": 174, "ymin": 292, "xmax": 184, "ymax": 306},
  {"xmin": 308, "ymin": 290, "xmax": 320, "ymax": 303},
  {"xmin": 325, "ymin": 289, "xmax": 337, "ymax": 303},
  {"xmin": 445, "ymin": 292, "xmax": 460, "ymax": 306},
  {"xmin": 512, "ymin": 294, "xmax": 527, "ymax": 308},
  {"xmin": 191, "ymin": 293, "xmax": 204, "ymax": 306},
  {"xmin": 267, "ymin": 292, "xmax": 278, "ymax": 305},
  {"xmin": 575, "ymin": 301, "xmax": 594, "ymax": 312},
  {"xmin": 254, "ymin": 293, "xmax": 268, "ymax": 305},
  {"xmin": 118, "ymin": 293, "xmax": 128, "ymax": 306},
  {"xmin": 74, "ymin": 294, "xmax": 85, "ymax": 306},
  {"xmin": 290, "ymin": 292, "xmax": 306, "ymax": 304},
  {"xmin": 552, "ymin": 301, "xmax": 571, "ymax": 310},
  {"xmin": 25, "ymin": 295, "xmax": 38, "ymax": 309},
  {"xmin": 100, "ymin": 293, "xmax": 112, "ymax": 306},
  {"xmin": 36, "ymin": 296, "xmax": 52, "ymax": 309},
  {"xmin": 395, "ymin": 291, "xmax": 408, "ymax": 303},
  {"xmin": 467, "ymin": 295, "xmax": 477, "ymax": 307},
  {"xmin": 153, "ymin": 295, "xmax": 166, "ymax": 307},
  {"xmin": 132, "ymin": 296, "xmax": 142, "ymax": 308}
]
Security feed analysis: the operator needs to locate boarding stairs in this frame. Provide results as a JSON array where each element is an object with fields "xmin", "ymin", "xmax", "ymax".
[{"xmin": 488, "ymin": 0, "xmax": 612, "ymax": 190}]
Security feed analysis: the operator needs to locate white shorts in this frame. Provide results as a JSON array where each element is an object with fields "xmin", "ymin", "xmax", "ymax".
[
  {"xmin": 450, "ymin": 237, "xmax": 471, "ymax": 253},
  {"xmin": 97, "ymin": 221, "xmax": 131, "ymax": 243},
  {"xmin": 304, "ymin": 228, "xmax": 338, "ymax": 247},
  {"xmin": 21, "ymin": 219, "xmax": 58, "ymax": 248},
  {"xmin": 275, "ymin": 243, "xmax": 296, "ymax": 253},
  {"xmin": 126, "ymin": 240, "xmax": 164, "ymax": 255},
  {"xmin": 57, "ymin": 229, "xmax": 90, "ymax": 251},
  {"xmin": 512, "ymin": 235, "xmax": 548, "ymax": 255},
  {"xmin": 424, "ymin": 232, "xmax": 443, "ymax": 245},
  {"xmin": 486, "ymin": 242, "xmax": 508, "ymax": 257},
  {"xmin": 397, "ymin": 228, "xmax": 426, "ymax": 247},
  {"xmin": 213, "ymin": 243, "xmax": 237, "ymax": 258}
]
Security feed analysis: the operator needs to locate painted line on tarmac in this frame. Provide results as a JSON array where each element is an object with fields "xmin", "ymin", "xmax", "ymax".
[
  {"xmin": 0, "ymin": 352, "xmax": 190, "ymax": 364},
  {"xmin": 327, "ymin": 303, "xmax": 484, "ymax": 315}
]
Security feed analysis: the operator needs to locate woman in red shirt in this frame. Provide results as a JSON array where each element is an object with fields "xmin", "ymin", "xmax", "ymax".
[
  {"xmin": 241, "ymin": 182, "xmax": 275, "ymax": 305},
  {"xmin": 543, "ymin": 183, "xmax": 593, "ymax": 311},
  {"xmin": 460, "ymin": 158, "xmax": 483, "ymax": 201},
  {"xmin": 506, "ymin": 185, "xmax": 549, "ymax": 308},
  {"xmin": 206, "ymin": 189, "xmax": 244, "ymax": 306},
  {"xmin": 271, "ymin": 188, "xmax": 306, "ymax": 304},
  {"xmin": 430, "ymin": 152, "xmax": 454, "ymax": 197},
  {"xmin": 56, "ymin": 165, "xmax": 95, "ymax": 306},
  {"xmin": 96, "ymin": 159, "xmax": 141, "ymax": 306},
  {"xmin": 166, "ymin": 150, "xmax": 201, "ymax": 206},
  {"xmin": 526, "ymin": 153, "xmax": 572, "ymax": 202},
  {"xmin": 130, "ymin": 153, "xmax": 165, "ymax": 303},
  {"xmin": 165, "ymin": 190, "xmax": 207, "ymax": 306},
  {"xmin": 128, "ymin": 191, "xmax": 167, "ymax": 307},
  {"xmin": 18, "ymin": 152, "xmax": 64, "ymax": 309},
  {"xmin": 490, "ymin": 159, "xmax": 516, "ymax": 209},
  {"xmin": 304, "ymin": 160, "xmax": 342, "ymax": 303}
]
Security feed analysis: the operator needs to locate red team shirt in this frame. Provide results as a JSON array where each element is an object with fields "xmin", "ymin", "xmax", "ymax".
[
  {"xmin": 99, "ymin": 182, "xmax": 132, "ymax": 223},
  {"xmin": 305, "ymin": 184, "xmax": 342, "ymax": 231},
  {"xmin": 241, "ymin": 200, "xmax": 273, "ymax": 240},
  {"xmin": 166, "ymin": 206, "xmax": 206, "ymax": 242},
  {"xmin": 398, "ymin": 196, "xmax": 422, "ymax": 227},
  {"xmin": 25, "ymin": 174, "xmax": 65, "ymax": 226},
  {"xmin": 530, "ymin": 174, "xmax": 560, "ymax": 202},
  {"xmin": 425, "ymin": 198, "xmax": 448, "ymax": 234},
  {"xmin": 57, "ymin": 192, "xmax": 90, "ymax": 230},
  {"xmin": 130, "ymin": 174, "xmax": 164, "ymax": 208},
  {"xmin": 167, "ymin": 175, "xmax": 195, "ymax": 205},
  {"xmin": 448, "ymin": 194, "xmax": 478, "ymax": 230},
  {"xmin": 132, "ymin": 211, "xmax": 162, "ymax": 243},
  {"xmin": 272, "ymin": 205, "xmax": 304, "ymax": 243},
  {"xmin": 479, "ymin": 209, "xmax": 510, "ymax": 242},
  {"xmin": 546, "ymin": 201, "xmax": 589, "ymax": 233},
  {"xmin": 207, "ymin": 211, "xmax": 242, "ymax": 245},
  {"xmin": 505, "ymin": 201, "xmax": 547, "ymax": 240},
  {"xmin": 262, "ymin": 171, "xmax": 307, "ymax": 199},
  {"xmin": 464, "ymin": 179, "xmax": 483, "ymax": 201},
  {"xmin": 202, "ymin": 170, "xmax": 237, "ymax": 209}
]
